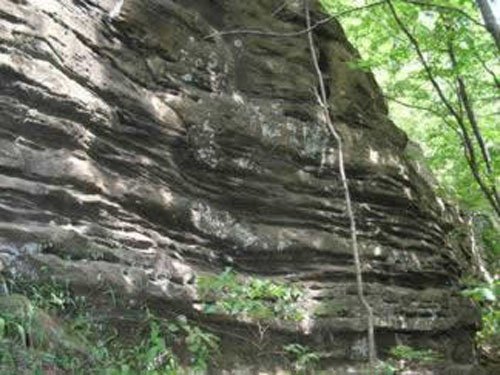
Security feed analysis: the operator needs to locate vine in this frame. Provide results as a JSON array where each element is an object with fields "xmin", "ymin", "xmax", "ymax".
[{"xmin": 304, "ymin": 0, "xmax": 376, "ymax": 365}]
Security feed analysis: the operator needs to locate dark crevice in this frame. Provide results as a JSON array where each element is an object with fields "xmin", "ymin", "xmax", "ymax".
[
  {"xmin": 298, "ymin": 269, "xmax": 457, "ymax": 291},
  {"xmin": 40, "ymin": 243, "xmax": 124, "ymax": 264},
  {"xmin": 0, "ymin": 9, "xmax": 28, "ymax": 25},
  {"xmin": 283, "ymin": 108, "xmax": 316, "ymax": 122}
]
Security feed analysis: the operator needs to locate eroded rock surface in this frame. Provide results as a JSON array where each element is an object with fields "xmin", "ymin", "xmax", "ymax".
[{"xmin": 0, "ymin": 0, "xmax": 481, "ymax": 372}]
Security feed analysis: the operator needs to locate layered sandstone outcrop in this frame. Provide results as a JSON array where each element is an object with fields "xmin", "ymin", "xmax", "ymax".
[{"xmin": 0, "ymin": 0, "xmax": 481, "ymax": 373}]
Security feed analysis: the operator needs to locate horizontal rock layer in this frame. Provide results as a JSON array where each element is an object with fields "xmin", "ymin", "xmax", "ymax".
[{"xmin": 0, "ymin": 0, "xmax": 480, "ymax": 372}]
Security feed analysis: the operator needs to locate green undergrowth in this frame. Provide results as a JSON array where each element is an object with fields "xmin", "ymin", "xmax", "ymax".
[
  {"xmin": 283, "ymin": 343, "xmax": 321, "ymax": 375},
  {"xmin": 0, "ymin": 275, "xmax": 222, "ymax": 374},
  {"xmin": 197, "ymin": 267, "xmax": 304, "ymax": 322},
  {"xmin": 0, "ymin": 277, "xmax": 90, "ymax": 374},
  {"xmin": 460, "ymin": 279, "xmax": 500, "ymax": 362},
  {"xmin": 376, "ymin": 345, "xmax": 444, "ymax": 375},
  {"xmin": 388, "ymin": 345, "xmax": 443, "ymax": 363},
  {"xmin": 0, "ymin": 270, "xmax": 316, "ymax": 374},
  {"xmin": 93, "ymin": 313, "xmax": 221, "ymax": 375}
]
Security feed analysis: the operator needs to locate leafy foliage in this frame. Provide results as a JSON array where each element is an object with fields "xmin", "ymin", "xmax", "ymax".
[
  {"xmin": 388, "ymin": 345, "xmax": 443, "ymax": 363},
  {"xmin": 374, "ymin": 345, "xmax": 444, "ymax": 374},
  {"xmin": 461, "ymin": 282, "xmax": 498, "ymax": 303},
  {"xmin": 461, "ymin": 280, "xmax": 500, "ymax": 360},
  {"xmin": 102, "ymin": 314, "xmax": 220, "ymax": 375},
  {"xmin": 320, "ymin": 0, "xmax": 499, "ymax": 214},
  {"xmin": 1, "ymin": 277, "xmax": 221, "ymax": 375},
  {"xmin": 8, "ymin": 275, "xmax": 85, "ymax": 315},
  {"xmin": 197, "ymin": 268, "xmax": 304, "ymax": 321},
  {"xmin": 283, "ymin": 343, "xmax": 321, "ymax": 374},
  {"xmin": 83, "ymin": 313, "xmax": 220, "ymax": 375}
]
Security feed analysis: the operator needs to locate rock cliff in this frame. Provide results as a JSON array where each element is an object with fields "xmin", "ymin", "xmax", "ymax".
[{"xmin": 0, "ymin": 0, "xmax": 482, "ymax": 373}]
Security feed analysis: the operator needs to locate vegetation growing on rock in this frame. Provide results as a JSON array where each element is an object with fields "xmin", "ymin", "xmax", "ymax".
[
  {"xmin": 197, "ymin": 268, "xmax": 304, "ymax": 321},
  {"xmin": 0, "ymin": 0, "xmax": 497, "ymax": 374}
]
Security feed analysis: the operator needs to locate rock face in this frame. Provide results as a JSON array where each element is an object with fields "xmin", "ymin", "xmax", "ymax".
[{"xmin": 0, "ymin": 0, "xmax": 481, "ymax": 372}]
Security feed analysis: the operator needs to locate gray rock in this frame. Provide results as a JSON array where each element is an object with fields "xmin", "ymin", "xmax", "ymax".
[{"xmin": 0, "ymin": 0, "xmax": 482, "ymax": 372}]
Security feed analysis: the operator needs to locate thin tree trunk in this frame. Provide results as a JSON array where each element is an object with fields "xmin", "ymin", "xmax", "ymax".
[
  {"xmin": 447, "ymin": 41, "xmax": 494, "ymax": 175},
  {"xmin": 476, "ymin": 0, "xmax": 500, "ymax": 52},
  {"xmin": 463, "ymin": 142, "xmax": 500, "ymax": 214},
  {"xmin": 475, "ymin": 52, "xmax": 500, "ymax": 89},
  {"xmin": 304, "ymin": 0, "xmax": 377, "ymax": 367},
  {"xmin": 447, "ymin": 41, "xmax": 500, "ymax": 208}
]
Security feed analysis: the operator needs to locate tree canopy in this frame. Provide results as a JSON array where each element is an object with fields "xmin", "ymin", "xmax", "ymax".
[{"xmin": 320, "ymin": 0, "xmax": 499, "ymax": 216}]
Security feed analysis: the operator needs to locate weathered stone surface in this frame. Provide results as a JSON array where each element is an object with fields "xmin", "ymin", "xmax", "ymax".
[{"xmin": 0, "ymin": 0, "xmax": 481, "ymax": 372}]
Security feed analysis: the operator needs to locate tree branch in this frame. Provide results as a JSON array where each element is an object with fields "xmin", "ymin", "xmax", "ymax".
[
  {"xmin": 386, "ymin": 0, "xmax": 464, "ymax": 125},
  {"xmin": 475, "ymin": 52, "xmax": 500, "ymax": 90},
  {"xmin": 462, "ymin": 142, "xmax": 500, "ymax": 214},
  {"xmin": 205, "ymin": 1, "xmax": 386, "ymax": 40},
  {"xmin": 447, "ymin": 39, "xmax": 499, "ymax": 209},
  {"xmin": 387, "ymin": 0, "xmax": 500, "ymax": 216},
  {"xmin": 384, "ymin": 94, "xmax": 461, "ymax": 136},
  {"xmin": 383, "ymin": 95, "xmax": 497, "ymax": 211},
  {"xmin": 272, "ymin": 1, "xmax": 289, "ymax": 17},
  {"xmin": 402, "ymin": 0, "xmax": 486, "ymax": 29},
  {"xmin": 447, "ymin": 40, "xmax": 494, "ymax": 175}
]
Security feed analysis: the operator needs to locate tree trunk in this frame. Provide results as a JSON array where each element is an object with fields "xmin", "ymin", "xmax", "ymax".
[{"xmin": 476, "ymin": 0, "xmax": 500, "ymax": 52}]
